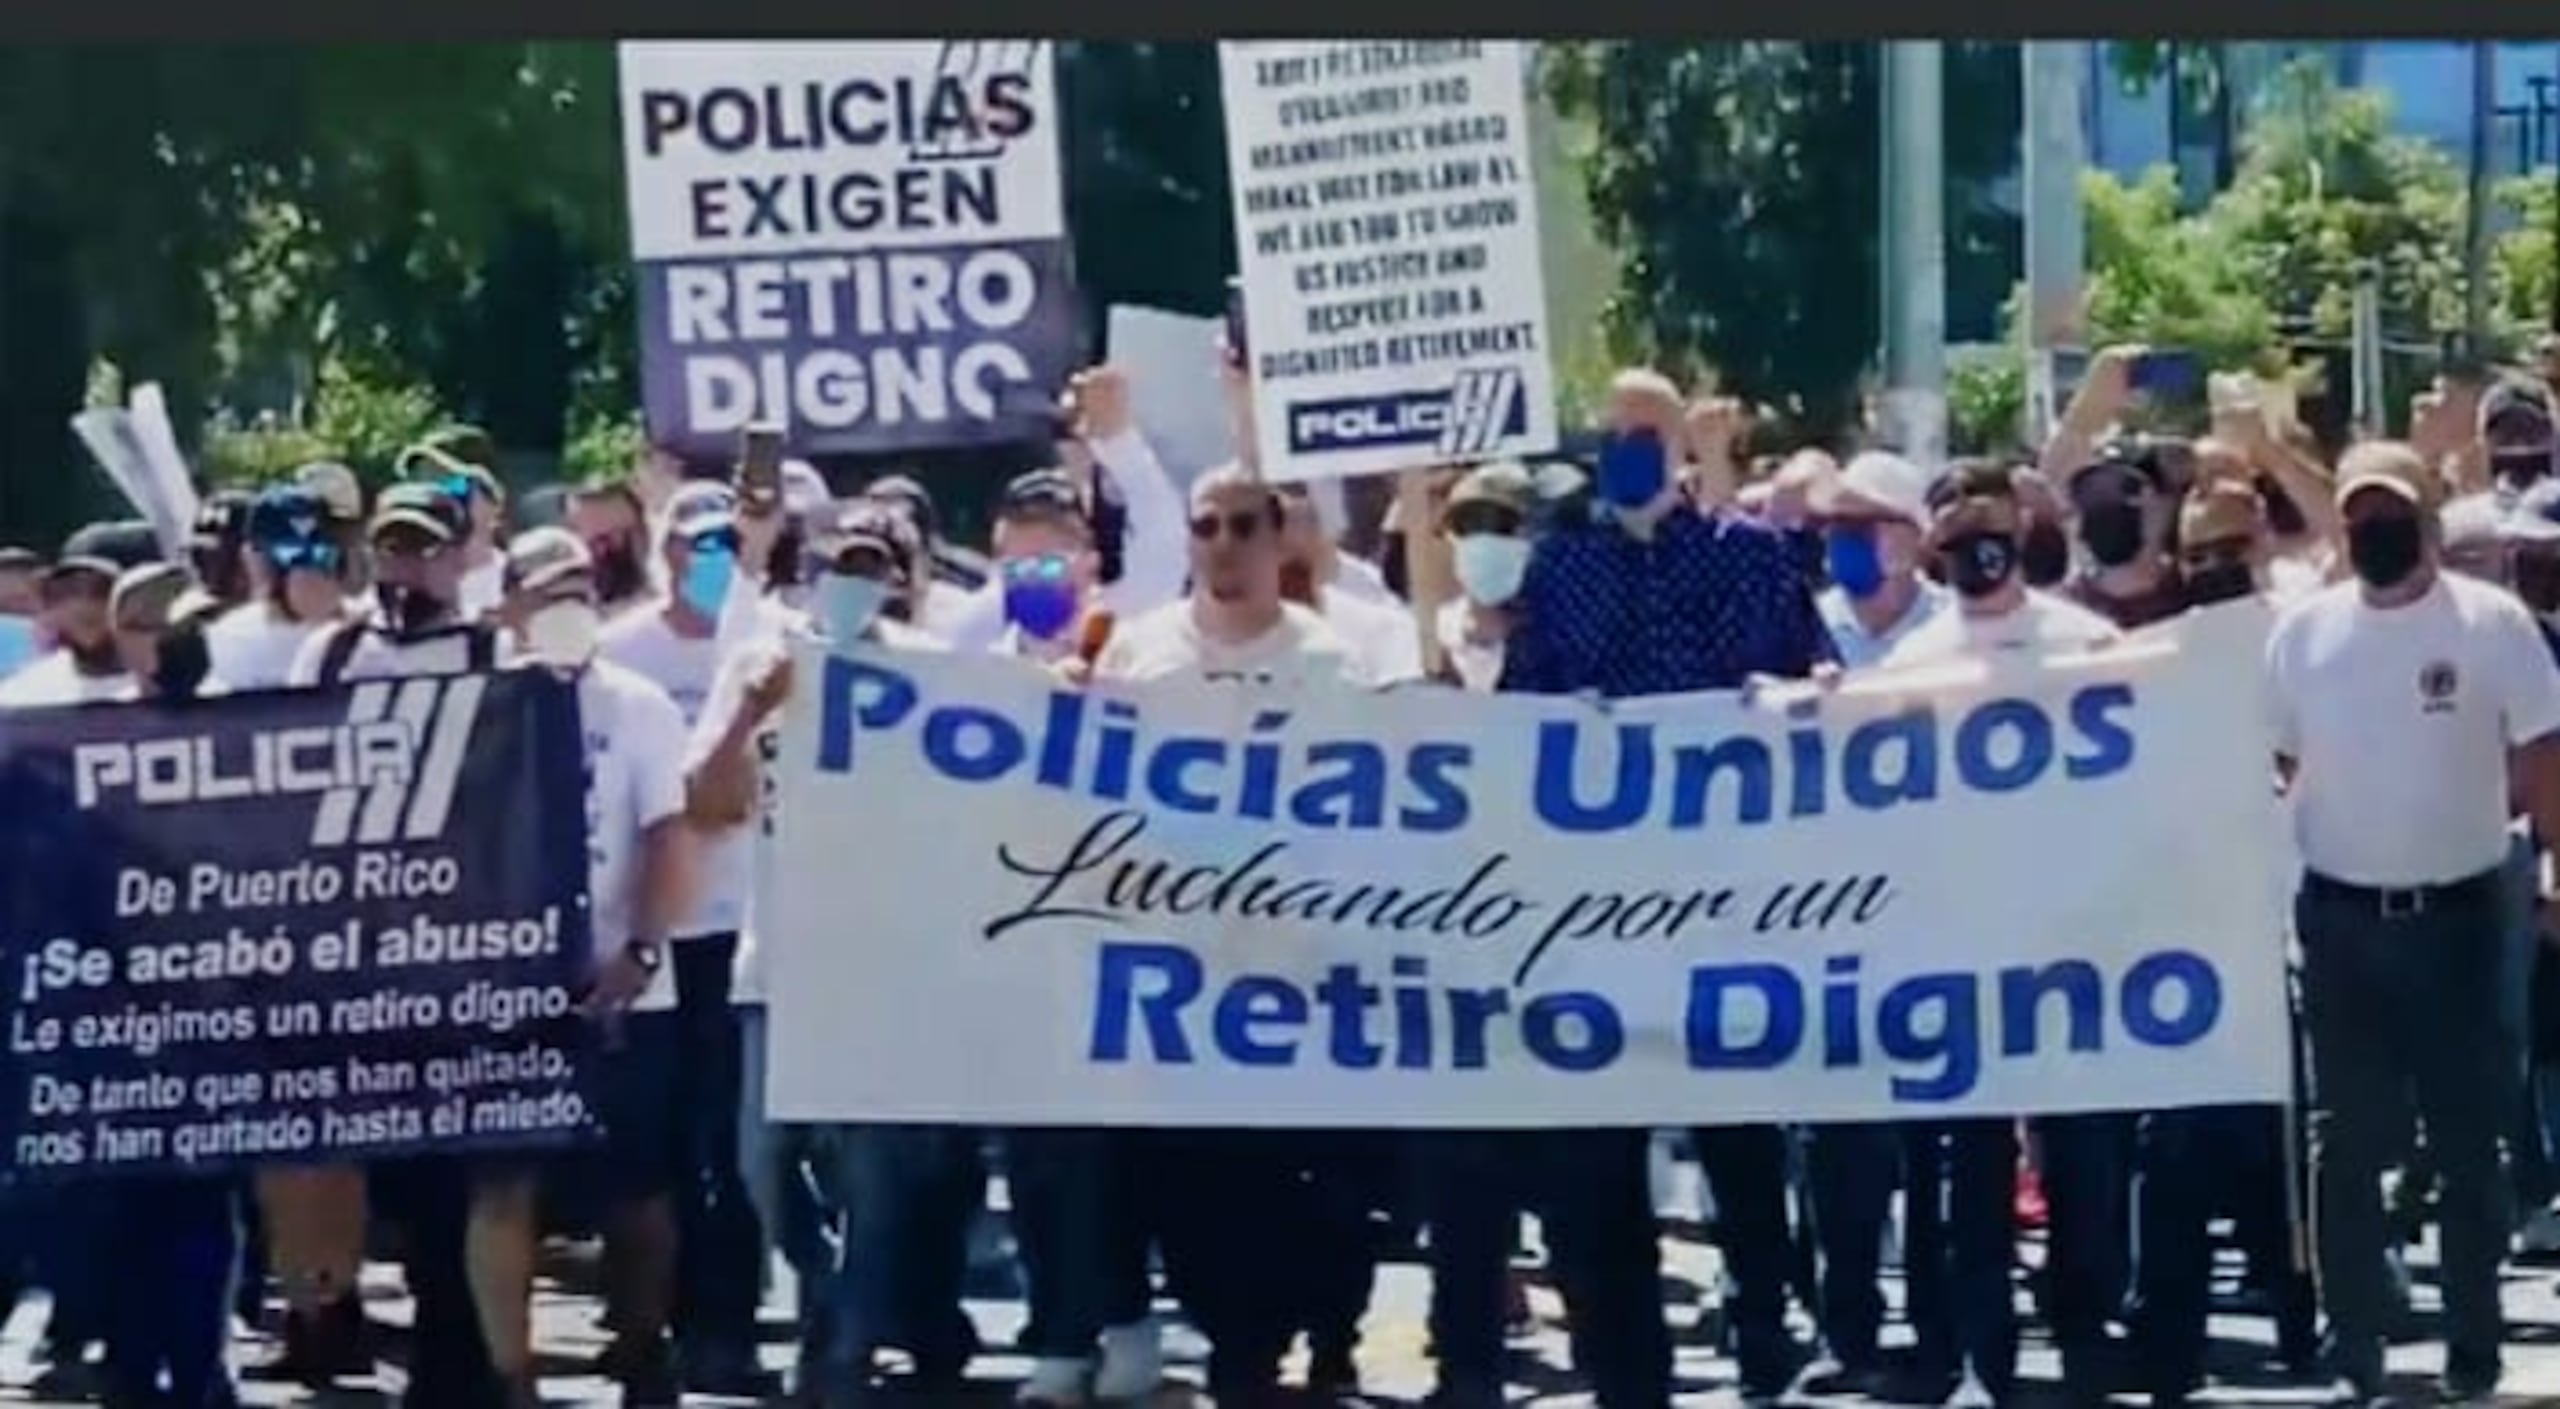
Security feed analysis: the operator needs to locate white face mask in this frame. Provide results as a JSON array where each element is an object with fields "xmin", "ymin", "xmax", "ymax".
[
  {"xmin": 1451, "ymin": 533, "xmax": 1531, "ymax": 606},
  {"xmin": 521, "ymin": 600, "xmax": 601, "ymax": 665}
]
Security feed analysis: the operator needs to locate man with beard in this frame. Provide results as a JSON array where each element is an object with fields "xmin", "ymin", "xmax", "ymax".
[
  {"xmin": 573, "ymin": 478, "xmax": 657, "ymax": 618},
  {"xmin": 0, "ymin": 520, "xmax": 157, "ymax": 707}
]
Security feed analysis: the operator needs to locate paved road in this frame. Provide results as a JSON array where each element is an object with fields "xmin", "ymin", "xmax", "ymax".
[{"xmin": 3, "ymin": 1214, "xmax": 2559, "ymax": 1407}]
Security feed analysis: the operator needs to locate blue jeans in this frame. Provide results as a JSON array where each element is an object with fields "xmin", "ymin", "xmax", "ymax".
[{"xmin": 802, "ymin": 1125, "xmax": 984, "ymax": 1382}]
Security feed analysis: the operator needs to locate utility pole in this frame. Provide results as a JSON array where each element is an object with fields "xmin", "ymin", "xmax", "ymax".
[
  {"xmin": 2022, "ymin": 41, "xmax": 2088, "ymax": 446},
  {"xmin": 2464, "ymin": 41, "xmax": 2497, "ymax": 350},
  {"xmin": 1878, "ymin": 40, "xmax": 1948, "ymax": 467}
]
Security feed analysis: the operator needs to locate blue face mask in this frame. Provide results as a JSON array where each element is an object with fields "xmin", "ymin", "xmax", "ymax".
[
  {"xmin": 818, "ymin": 572, "xmax": 891, "ymax": 644},
  {"xmin": 1595, "ymin": 430, "xmax": 1669, "ymax": 510},
  {"xmin": 1824, "ymin": 525, "xmax": 1887, "ymax": 599},
  {"xmin": 1001, "ymin": 554, "xmax": 1081, "ymax": 640},
  {"xmin": 679, "ymin": 543, "xmax": 735, "ymax": 620}
]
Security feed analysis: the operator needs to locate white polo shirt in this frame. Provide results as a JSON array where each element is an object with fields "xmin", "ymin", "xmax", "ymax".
[
  {"xmin": 2267, "ymin": 572, "xmax": 2560, "ymax": 887},
  {"xmin": 598, "ymin": 607, "xmax": 741, "ymax": 943}
]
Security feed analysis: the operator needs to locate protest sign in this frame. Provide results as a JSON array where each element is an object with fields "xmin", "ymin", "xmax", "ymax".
[
  {"xmin": 1218, "ymin": 41, "xmax": 1559, "ymax": 483},
  {"xmin": 619, "ymin": 41, "xmax": 1078, "ymax": 459},
  {"xmin": 0, "ymin": 674, "xmax": 595, "ymax": 1178},
  {"xmin": 764, "ymin": 612, "xmax": 2290, "ymax": 1127}
]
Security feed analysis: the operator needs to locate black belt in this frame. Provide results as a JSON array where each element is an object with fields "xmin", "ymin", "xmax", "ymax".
[{"xmin": 2301, "ymin": 868, "xmax": 2500, "ymax": 920}]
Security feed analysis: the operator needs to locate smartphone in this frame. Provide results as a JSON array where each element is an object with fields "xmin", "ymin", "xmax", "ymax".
[
  {"xmin": 1221, "ymin": 277, "xmax": 1248, "ymax": 369},
  {"xmin": 736, "ymin": 422, "xmax": 784, "ymax": 514},
  {"xmin": 2129, "ymin": 349, "xmax": 2206, "ymax": 403}
]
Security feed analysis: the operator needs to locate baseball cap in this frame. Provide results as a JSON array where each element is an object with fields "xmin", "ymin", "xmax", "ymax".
[
  {"xmin": 999, "ymin": 469, "xmax": 1083, "ymax": 519},
  {"xmin": 502, "ymin": 526, "xmax": 595, "ymax": 597},
  {"xmin": 369, "ymin": 481, "xmax": 468, "ymax": 545},
  {"xmin": 397, "ymin": 439, "xmax": 503, "ymax": 503},
  {"xmin": 109, "ymin": 562, "xmax": 190, "ymax": 631},
  {"xmin": 2505, "ymin": 478, "xmax": 2560, "ymax": 545},
  {"xmin": 248, "ymin": 485, "xmax": 341, "ymax": 571},
  {"xmin": 1815, "ymin": 451, "xmax": 1932, "ymax": 527},
  {"xmin": 1441, "ymin": 461, "xmax": 1537, "ymax": 527},
  {"xmin": 2333, "ymin": 440, "xmax": 2438, "ymax": 509},
  {"xmin": 293, "ymin": 461, "xmax": 365, "ymax": 524},
  {"xmin": 51, "ymin": 520, "xmax": 161, "ymax": 584},
  {"xmin": 664, "ymin": 482, "xmax": 739, "ymax": 543},
  {"xmin": 0, "ymin": 546, "xmax": 43, "ymax": 574},
  {"xmin": 866, "ymin": 474, "xmax": 939, "ymax": 541},
  {"xmin": 829, "ymin": 500, "xmax": 921, "ymax": 585},
  {"xmin": 2481, "ymin": 376, "xmax": 2555, "ymax": 435}
]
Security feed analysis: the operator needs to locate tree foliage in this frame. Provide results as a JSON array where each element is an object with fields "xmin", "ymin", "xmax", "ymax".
[{"xmin": 1541, "ymin": 41, "xmax": 2025, "ymax": 441}]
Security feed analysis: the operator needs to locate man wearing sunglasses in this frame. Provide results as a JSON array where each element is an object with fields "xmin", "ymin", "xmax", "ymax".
[
  {"xmin": 0, "ymin": 520, "xmax": 158, "ymax": 708},
  {"xmin": 400, "ymin": 432, "xmax": 510, "ymax": 621},
  {"xmin": 596, "ymin": 480, "xmax": 774, "ymax": 1397},
  {"xmin": 0, "ymin": 546, "xmax": 42, "ymax": 680},
  {"xmin": 1096, "ymin": 466, "xmax": 1358, "ymax": 686}
]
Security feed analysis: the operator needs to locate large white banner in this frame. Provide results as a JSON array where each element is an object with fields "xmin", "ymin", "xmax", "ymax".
[
  {"xmin": 765, "ymin": 613, "xmax": 2290, "ymax": 1127},
  {"xmin": 1218, "ymin": 41, "xmax": 1559, "ymax": 483}
]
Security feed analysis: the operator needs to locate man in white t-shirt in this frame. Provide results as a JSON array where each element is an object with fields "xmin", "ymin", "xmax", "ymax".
[
  {"xmin": 1877, "ymin": 460, "xmax": 2119, "ymax": 1409},
  {"xmin": 1086, "ymin": 465, "xmax": 1372, "ymax": 1407},
  {"xmin": 0, "ymin": 521, "xmax": 158, "ymax": 708},
  {"xmin": 594, "ymin": 481, "xmax": 773, "ymax": 1395},
  {"xmin": 685, "ymin": 500, "xmax": 973, "ymax": 1400},
  {"xmin": 203, "ymin": 483, "xmax": 355, "ymax": 691},
  {"xmin": 1097, "ymin": 468, "xmax": 1363, "ymax": 688},
  {"xmin": 1884, "ymin": 461, "xmax": 2119, "ymax": 670},
  {"xmin": 496, "ymin": 528, "xmax": 695, "ymax": 1407},
  {"xmin": 2266, "ymin": 441, "xmax": 2560, "ymax": 1407},
  {"xmin": 399, "ymin": 433, "xmax": 509, "ymax": 620},
  {"xmin": 1273, "ymin": 480, "xmax": 1420, "ymax": 685}
]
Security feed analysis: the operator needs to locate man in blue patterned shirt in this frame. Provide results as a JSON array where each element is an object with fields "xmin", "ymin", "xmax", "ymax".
[{"xmin": 1489, "ymin": 372, "xmax": 1838, "ymax": 1408}]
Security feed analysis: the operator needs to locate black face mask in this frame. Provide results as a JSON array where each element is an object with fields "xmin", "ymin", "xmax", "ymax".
[
  {"xmin": 2346, "ymin": 514, "xmax": 2424, "ymax": 589},
  {"xmin": 378, "ymin": 583, "xmax": 452, "ymax": 637},
  {"xmin": 2493, "ymin": 448, "xmax": 2554, "ymax": 490},
  {"xmin": 594, "ymin": 542, "xmax": 647, "ymax": 604},
  {"xmin": 2077, "ymin": 500, "xmax": 2148, "ymax": 569},
  {"xmin": 2020, "ymin": 520, "xmax": 2071, "ymax": 587},
  {"xmin": 2183, "ymin": 562, "xmax": 2256, "ymax": 607},
  {"xmin": 153, "ymin": 623, "xmax": 212, "ymax": 701},
  {"xmin": 2255, "ymin": 476, "xmax": 2307, "ymax": 538},
  {"xmin": 1943, "ymin": 532, "xmax": 2021, "ymax": 600}
]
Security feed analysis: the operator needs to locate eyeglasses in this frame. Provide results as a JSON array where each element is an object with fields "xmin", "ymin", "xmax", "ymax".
[
  {"xmin": 1444, "ymin": 505, "xmax": 1524, "ymax": 538},
  {"xmin": 1189, "ymin": 510, "xmax": 1267, "ymax": 543}
]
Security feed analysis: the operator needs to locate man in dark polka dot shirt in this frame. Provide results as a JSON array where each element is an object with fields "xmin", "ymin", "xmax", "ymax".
[{"xmin": 1480, "ymin": 368, "xmax": 1838, "ymax": 1409}]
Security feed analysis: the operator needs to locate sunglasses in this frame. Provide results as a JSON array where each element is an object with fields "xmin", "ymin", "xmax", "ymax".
[
  {"xmin": 1444, "ymin": 505, "xmax": 1524, "ymax": 538},
  {"xmin": 1002, "ymin": 553, "xmax": 1072, "ymax": 583},
  {"xmin": 1189, "ymin": 510, "xmax": 1268, "ymax": 543},
  {"xmin": 685, "ymin": 529, "xmax": 741, "ymax": 558},
  {"xmin": 2178, "ymin": 537, "xmax": 2251, "ymax": 566}
]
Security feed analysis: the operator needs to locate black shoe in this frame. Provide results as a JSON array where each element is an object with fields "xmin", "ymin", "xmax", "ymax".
[
  {"xmin": 274, "ymin": 1293, "xmax": 374, "ymax": 1384},
  {"xmin": 619, "ymin": 1338, "xmax": 683, "ymax": 1408},
  {"xmin": 683, "ymin": 1338, "xmax": 779, "ymax": 1398}
]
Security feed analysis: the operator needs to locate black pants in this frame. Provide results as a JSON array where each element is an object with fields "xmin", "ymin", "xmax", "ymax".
[
  {"xmin": 373, "ymin": 1157, "xmax": 503, "ymax": 1409},
  {"xmin": 2131, "ymin": 1103, "xmax": 2317, "ymax": 1398},
  {"xmin": 1804, "ymin": 1123, "xmax": 1899, "ymax": 1370},
  {"xmin": 1414, "ymin": 1129, "xmax": 1670, "ymax": 1409},
  {"xmin": 672, "ymin": 934, "xmax": 765, "ymax": 1354},
  {"xmin": 2035, "ymin": 1110, "xmax": 2134, "ymax": 1382},
  {"xmin": 1688, "ymin": 1124, "xmax": 1806, "ymax": 1395},
  {"xmin": 2299, "ymin": 872, "xmax": 2510, "ymax": 1391},
  {"xmin": 1902, "ymin": 1118, "xmax": 2018, "ymax": 1396}
]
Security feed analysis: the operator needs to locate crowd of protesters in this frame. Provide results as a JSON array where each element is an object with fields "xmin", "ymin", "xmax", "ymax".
[{"xmin": 3, "ymin": 323, "xmax": 2560, "ymax": 1409}]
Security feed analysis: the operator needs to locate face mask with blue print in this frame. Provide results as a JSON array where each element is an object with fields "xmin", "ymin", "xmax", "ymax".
[
  {"xmin": 1001, "ymin": 554, "xmax": 1081, "ymax": 640},
  {"xmin": 818, "ymin": 572, "xmax": 891, "ymax": 645},
  {"xmin": 1594, "ymin": 429, "xmax": 1669, "ymax": 510},
  {"xmin": 679, "ymin": 542, "xmax": 735, "ymax": 621}
]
